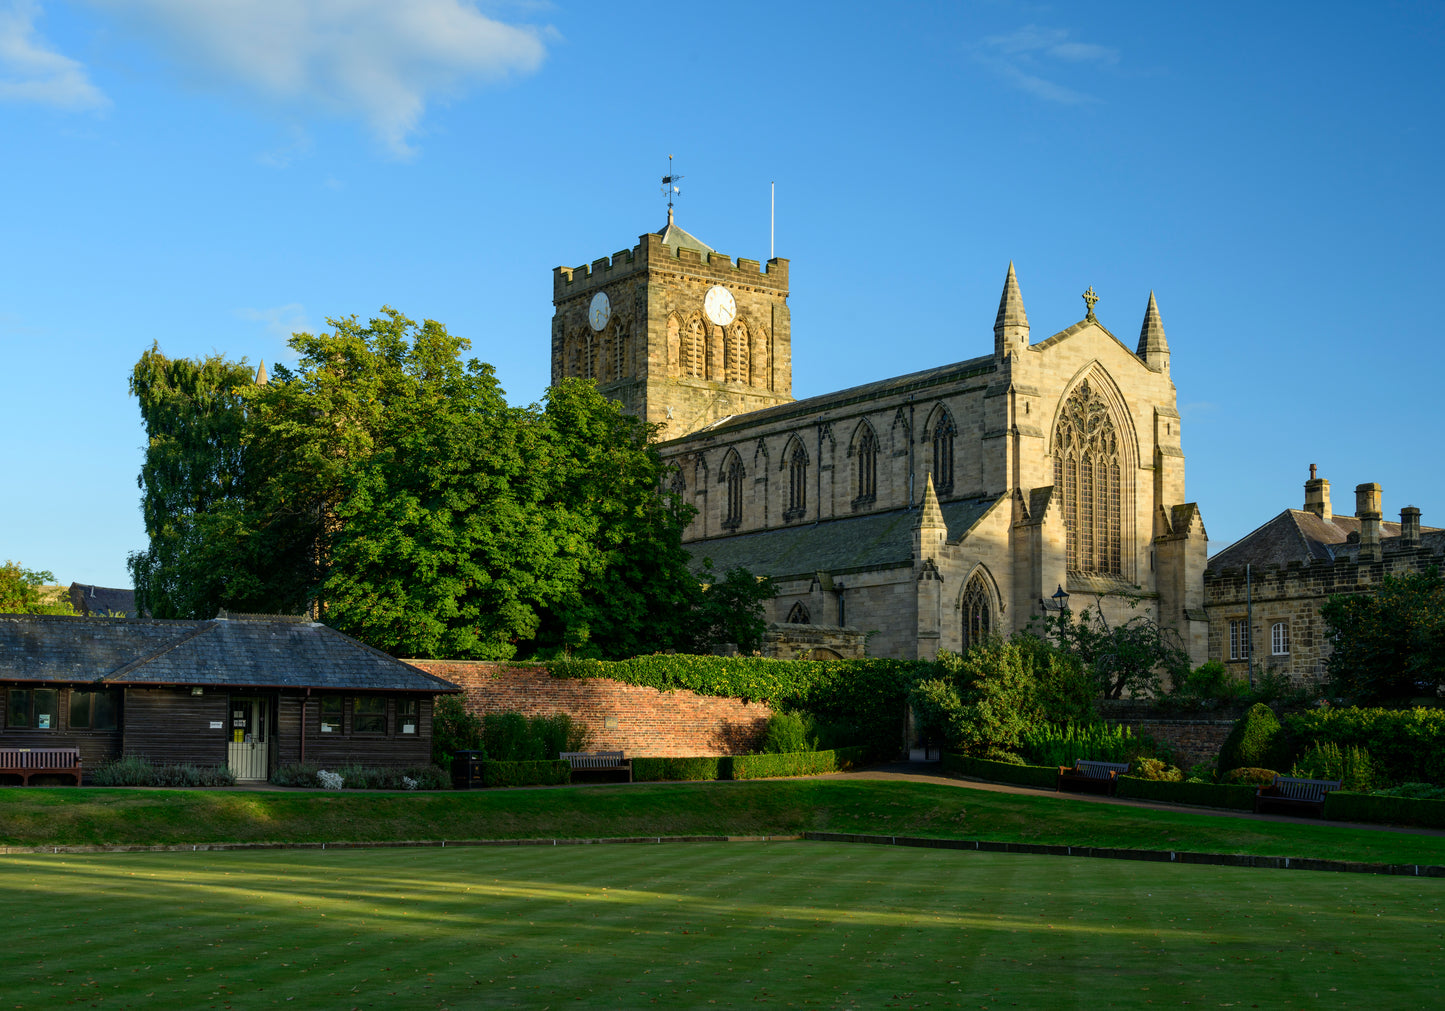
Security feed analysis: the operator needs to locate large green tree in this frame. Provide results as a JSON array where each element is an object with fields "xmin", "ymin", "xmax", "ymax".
[
  {"xmin": 128, "ymin": 309, "xmax": 769, "ymax": 659},
  {"xmin": 1032, "ymin": 604, "xmax": 1189, "ymax": 699},
  {"xmin": 1322, "ymin": 569, "xmax": 1445, "ymax": 703},
  {"xmin": 0, "ymin": 561, "xmax": 76, "ymax": 615}
]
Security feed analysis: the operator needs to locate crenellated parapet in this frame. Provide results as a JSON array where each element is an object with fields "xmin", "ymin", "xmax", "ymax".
[{"xmin": 554, "ymin": 232, "xmax": 789, "ymax": 302}]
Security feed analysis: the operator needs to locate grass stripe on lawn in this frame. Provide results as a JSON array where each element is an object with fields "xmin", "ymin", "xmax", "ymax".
[{"xmin": 2, "ymin": 842, "xmax": 1442, "ymax": 1009}]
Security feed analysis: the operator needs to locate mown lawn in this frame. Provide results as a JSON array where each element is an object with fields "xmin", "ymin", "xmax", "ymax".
[
  {"xmin": 3, "ymin": 779, "xmax": 1445, "ymax": 867},
  {"xmin": 3, "ymin": 842, "xmax": 1441, "ymax": 1009}
]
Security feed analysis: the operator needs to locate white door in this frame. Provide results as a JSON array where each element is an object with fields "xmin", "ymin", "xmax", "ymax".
[{"xmin": 226, "ymin": 697, "xmax": 270, "ymax": 781}]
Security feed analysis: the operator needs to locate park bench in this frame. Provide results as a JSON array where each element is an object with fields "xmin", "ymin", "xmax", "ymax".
[
  {"xmin": 1057, "ymin": 759, "xmax": 1130, "ymax": 796},
  {"xmin": 1254, "ymin": 775, "xmax": 1341, "ymax": 817},
  {"xmin": 0, "ymin": 747, "xmax": 83, "ymax": 786},
  {"xmin": 562, "ymin": 750, "xmax": 632, "ymax": 783}
]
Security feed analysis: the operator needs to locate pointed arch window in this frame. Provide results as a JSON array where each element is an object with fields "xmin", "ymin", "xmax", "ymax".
[
  {"xmin": 683, "ymin": 317, "xmax": 706, "ymax": 378},
  {"xmin": 854, "ymin": 423, "xmax": 878, "ymax": 506},
  {"xmin": 930, "ymin": 410, "xmax": 956, "ymax": 495},
  {"xmin": 961, "ymin": 574, "xmax": 991, "ymax": 651},
  {"xmin": 784, "ymin": 441, "xmax": 808, "ymax": 522},
  {"xmin": 787, "ymin": 602, "xmax": 811, "ymax": 624},
  {"xmin": 612, "ymin": 323, "xmax": 628, "ymax": 380},
  {"xmin": 727, "ymin": 323, "xmax": 750, "ymax": 384},
  {"xmin": 723, "ymin": 452, "xmax": 745, "ymax": 531},
  {"xmin": 1053, "ymin": 379, "xmax": 1122, "ymax": 575}
]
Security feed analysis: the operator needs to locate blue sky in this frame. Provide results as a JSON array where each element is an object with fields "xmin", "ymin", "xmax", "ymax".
[{"xmin": 2, "ymin": 1, "xmax": 1443, "ymax": 590}]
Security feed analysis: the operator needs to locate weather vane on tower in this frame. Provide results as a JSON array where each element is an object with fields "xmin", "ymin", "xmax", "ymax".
[{"xmin": 661, "ymin": 154, "xmax": 683, "ymax": 225}]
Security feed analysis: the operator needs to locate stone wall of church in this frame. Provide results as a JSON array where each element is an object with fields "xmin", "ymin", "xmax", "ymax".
[
  {"xmin": 1204, "ymin": 544, "xmax": 1445, "ymax": 686},
  {"xmin": 410, "ymin": 660, "xmax": 773, "ymax": 757}
]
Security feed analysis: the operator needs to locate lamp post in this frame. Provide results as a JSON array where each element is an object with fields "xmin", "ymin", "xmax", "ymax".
[{"xmin": 1040, "ymin": 584, "xmax": 1070, "ymax": 614}]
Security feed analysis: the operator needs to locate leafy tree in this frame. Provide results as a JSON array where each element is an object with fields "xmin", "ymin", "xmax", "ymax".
[
  {"xmin": 1034, "ymin": 604, "xmax": 1189, "ymax": 699},
  {"xmin": 910, "ymin": 640, "xmax": 1044, "ymax": 757},
  {"xmin": 1322, "ymin": 569, "xmax": 1445, "ymax": 703},
  {"xmin": 430, "ymin": 694, "xmax": 482, "ymax": 769},
  {"xmin": 0, "ymin": 561, "xmax": 76, "ymax": 615}
]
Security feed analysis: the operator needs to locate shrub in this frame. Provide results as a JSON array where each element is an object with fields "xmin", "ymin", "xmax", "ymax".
[
  {"xmin": 529, "ymin": 713, "xmax": 590, "ymax": 760},
  {"xmin": 940, "ymin": 753, "xmax": 1058, "ymax": 789},
  {"xmin": 1373, "ymin": 782, "xmax": 1445, "ymax": 800},
  {"xmin": 483, "ymin": 711, "xmax": 533, "ymax": 762},
  {"xmin": 731, "ymin": 747, "xmax": 867, "ymax": 780},
  {"xmin": 1282, "ymin": 706, "xmax": 1445, "ymax": 785},
  {"xmin": 1291, "ymin": 742, "xmax": 1377, "ymax": 791},
  {"xmin": 1129, "ymin": 757, "xmax": 1184, "ymax": 782},
  {"xmin": 481, "ymin": 759, "xmax": 571, "ymax": 788},
  {"xmin": 910, "ymin": 641, "xmax": 1043, "ymax": 756},
  {"xmin": 88, "ymin": 757, "xmax": 235, "ymax": 788},
  {"xmin": 1222, "ymin": 766, "xmax": 1278, "ymax": 786},
  {"xmin": 270, "ymin": 763, "xmax": 448, "ymax": 790},
  {"xmin": 1114, "ymin": 778, "xmax": 1257, "ymax": 810},
  {"xmin": 632, "ymin": 756, "xmax": 729, "ymax": 782},
  {"xmin": 1019, "ymin": 721, "xmax": 1142, "ymax": 767},
  {"xmin": 269, "ymin": 763, "xmax": 321, "ymax": 787},
  {"xmin": 432, "ymin": 694, "xmax": 482, "ymax": 769},
  {"xmin": 1323, "ymin": 791, "xmax": 1445, "ymax": 829},
  {"xmin": 762, "ymin": 712, "xmax": 818, "ymax": 754},
  {"xmin": 1217, "ymin": 703, "xmax": 1290, "ymax": 775}
]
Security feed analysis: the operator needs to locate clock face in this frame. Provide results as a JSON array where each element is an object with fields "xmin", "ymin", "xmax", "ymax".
[
  {"xmin": 588, "ymin": 291, "xmax": 611, "ymax": 332},
  {"xmin": 703, "ymin": 285, "xmax": 737, "ymax": 326}
]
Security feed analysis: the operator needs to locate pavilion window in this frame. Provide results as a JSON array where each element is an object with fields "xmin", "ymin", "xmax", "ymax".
[
  {"xmin": 69, "ymin": 689, "xmax": 120, "ymax": 731},
  {"xmin": 6, "ymin": 688, "xmax": 60, "ymax": 730},
  {"xmin": 353, "ymin": 696, "xmax": 387, "ymax": 735}
]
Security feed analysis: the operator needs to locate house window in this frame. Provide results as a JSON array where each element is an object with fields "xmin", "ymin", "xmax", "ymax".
[
  {"xmin": 398, "ymin": 699, "xmax": 419, "ymax": 735},
  {"xmin": 1229, "ymin": 620, "xmax": 1252, "ymax": 661},
  {"xmin": 1271, "ymin": 622, "xmax": 1290, "ymax": 656},
  {"xmin": 7, "ymin": 688, "xmax": 61, "ymax": 730},
  {"xmin": 69, "ymin": 689, "xmax": 120, "ymax": 731},
  {"xmin": 353, "ymin": 696, "xmax": 387, "ymax": 734},
  {"xmin": 319, "ymin": 696, "xmax": 343, "ymax": 734},
  {"xmin": 1054, "ymin": 379, "xmax": 1122, "ymax": 575},
  {"xmin": 723, "ymin": 453, "xmax": 744, "ymax": 530},
  {"xmin": 786, "ymin": 445, "xmax": 807, "ymax": 521}
]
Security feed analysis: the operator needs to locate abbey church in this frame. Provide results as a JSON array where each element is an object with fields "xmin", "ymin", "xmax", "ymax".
[{"xmin": 552, "ymin": 214, "xmax": 1209, "ymax": 664}]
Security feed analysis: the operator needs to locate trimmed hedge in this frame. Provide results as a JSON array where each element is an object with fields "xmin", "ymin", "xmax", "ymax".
[
  {"xmin": 480, "ymin": 759, "xmax": 571, "ymax": 788},
  {"xmin": 732, "ymin": 747, "xmax": 868, "ymax": 781},
  {"xmin": 632, "ymin": 757, "xmax": 730, "ymax": 782},
  {"xmin": 1116, "ymin": 777, "xmax": 1257, "ymax": 811},
  {"xmin": 551, "ymin": 655, "xmax": 926, "ymax": 757},
  {"xmin": 942, "ymin": 753, "xmax": 1058, "ymax": 789},
  {"xmin": 1323, "ymin": 791, "xmax": 1445, "ymax": 829}
]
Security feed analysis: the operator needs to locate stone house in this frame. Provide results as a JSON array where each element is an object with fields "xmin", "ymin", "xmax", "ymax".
[
  {"xmin": 553, "ymin": 216, "xmax": 1208, "ymax": 663},
  {"xmin": 1203, "ymin": 468, "xmax": 1443, "ymax": 686}
]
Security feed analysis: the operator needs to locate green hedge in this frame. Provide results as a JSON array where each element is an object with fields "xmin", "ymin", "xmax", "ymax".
[
  {"xmin": 732, "ymin": 747, "xmax": 868, "ymax": 781},
  {"xmin": 1284, "ymin": 707, "xmax": 1445, "ymax": 785},
  {"xmin": 941, "ymin": 753, "xmax": 1058, "ymax": 789},
  {"xmin": 551, "ymin": 655, "xmax": 926, "ymax": 757},
  {"xmin": 1116, "ymin": 777, "xmax": 1257, "ymax": 810},
  {"xmin": 1323, "ymin": 791, "xmax": 1445, "ymax": 829},
  {"xmin": 632, "ymin": 756, "xmax": 730, "ymax": 782},
  {"xmin": 480, "ymin": 759, "xmax": 571, "ymax": 788}
]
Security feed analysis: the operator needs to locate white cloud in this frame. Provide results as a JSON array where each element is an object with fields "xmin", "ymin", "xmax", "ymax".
[
  {"xmin": 975, "ymin": 25, "xmax": 1119, "ymax": 105},
  {"xmin": 0, "ymin": 0, "xmax": 108, "ymax": 109},
  {"xmin": 86, "ymin": 0, "xmax": 547, "ymax": 156}
]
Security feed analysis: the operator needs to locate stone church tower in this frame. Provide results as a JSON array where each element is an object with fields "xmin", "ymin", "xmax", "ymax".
[
  {"xmin": 557, "ymin": 220, "xmax": 1209, "ymax": 667},
  {"xmin": 552, "ymin": 210, "xmax": 794, "ymax": 436}
]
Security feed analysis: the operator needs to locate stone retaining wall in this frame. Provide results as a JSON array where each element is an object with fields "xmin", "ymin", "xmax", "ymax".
[{"xmin": 408, "ymin": 661, "xmax": 772, "ymax": 757}]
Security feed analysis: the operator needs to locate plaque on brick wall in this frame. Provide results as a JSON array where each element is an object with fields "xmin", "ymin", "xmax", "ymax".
[{"xmin": 604, "ymin": 717, "xmax": 619, "ymax": 730}]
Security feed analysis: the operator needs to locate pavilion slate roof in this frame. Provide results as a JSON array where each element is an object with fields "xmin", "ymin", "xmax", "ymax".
[
  {"xmin": 686, "ymin": 495, "xmax": 1002, "ymax": 580},
  {"xmin": 1206, "ymin": 509, "xmax": 1432, "ymax": 573},
  {"xmin": 0, "ymin": 614, "xmax": 458, "ymax": 692}
]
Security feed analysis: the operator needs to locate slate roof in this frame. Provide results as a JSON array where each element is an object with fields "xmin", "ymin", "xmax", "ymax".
[
  {"xmin": 687, "ymin": 495, "xmax": 1003, "ymax": 580},
  {"xmin": 657, "ymin": 219, "xmax": 714, "ymax": 256},
  {"xmin": 1206, "ymin": 509, "xmax": 1436, "ymax": 572},
  {"xmin": 0, "ymin": 614, "xmax": 459, "ymax": 692},
  {"xmin": 679, "ymin": 354, "xmax": 997, "ymax": 442},
  {"xmin": 68, "ymin": 583, "xmax": 138, "ymax": 618}
]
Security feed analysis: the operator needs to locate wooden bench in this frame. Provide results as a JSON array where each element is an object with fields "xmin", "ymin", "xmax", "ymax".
[
  {"xmin": 1057, "ymin": 759, "xmax": 1130, "ymax": 796},
  {"xmin": 1254, "ymin": 775, "xmax": 1341, "ymax": 817},
  {"xmin": 562, "ymin": 751, "xmax": 632, "ymax": 783},
  {"xmin": 0, "ymin": 747, "xmax": 83, "ymax": 786}
]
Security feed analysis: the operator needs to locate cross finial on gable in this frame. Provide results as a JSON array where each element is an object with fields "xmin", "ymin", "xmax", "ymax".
[{"xmin": 1082, "ymin": 286, "xmax": 1099, "ymax": 320}]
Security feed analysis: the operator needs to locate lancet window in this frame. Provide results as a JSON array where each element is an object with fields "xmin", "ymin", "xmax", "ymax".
[
  {"xmin": 612, "ymin": 324, "xmax": 628, "ymax": 380},
  {"xmin": 930, "ymin": 410, "xmax": 956, "ymax": 495},
  {"xmin": 582, "ymin": 334, "xmax": 597, "ymax": 380},
  {"xmin": 785, "ymin": 441, "xmax": 808, "ymax": 522},
  {"xmin": 854, "ymin": 423, "xmax": 878, "ymax": 505},
  {"xmin": 723, "ymin": 452, "xmax": 744, "ymax": 530},
  {"xmin": 726, "ymin": 323, "xmax": 750, "ymax": 385},
  {"xmin": 961, "ymin": 574, "xmax": 991, "ymax": 650},
  {"xmin": 1053, "ymin": 379, "xmax": 1122, "ymax": 575},
  {"xmin": 683, "ymin": 317, "xmax": 706, "ymax": 378}
]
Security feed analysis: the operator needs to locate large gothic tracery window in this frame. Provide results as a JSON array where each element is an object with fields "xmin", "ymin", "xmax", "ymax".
[
  {"xmin": 961, "ymin": 574, "xmax": 991, "ymax": 650},
  {"xmin": 1054, "ymin": 379, "xmax": 1122, "ymax": 575}
]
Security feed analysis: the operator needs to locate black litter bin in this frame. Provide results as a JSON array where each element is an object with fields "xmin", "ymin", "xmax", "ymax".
[{"xmin": 451, "ymin": 750, "xmax": 485, "ymax": 789}]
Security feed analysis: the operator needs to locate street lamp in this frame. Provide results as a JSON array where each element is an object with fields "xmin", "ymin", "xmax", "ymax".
[{"xmin": 1040, "ymin": 584, "xmax": 1070, "ymax": 613}]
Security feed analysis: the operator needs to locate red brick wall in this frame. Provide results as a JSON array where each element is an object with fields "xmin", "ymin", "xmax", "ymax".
[{"xmin": 408, "ymin": 661, "xmax": 772, "ymax": 757}]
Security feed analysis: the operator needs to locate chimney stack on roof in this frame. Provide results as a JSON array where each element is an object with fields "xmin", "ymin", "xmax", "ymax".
[
  {"xmin": 1303, "ymin": 464, "xmax": 1332, "ymax": 521},
  {"xmin": 1356, "ymin": 482, "xmax": 1383, "ymax": 561},
  {"xmin": 1401, "ymin": 506, "xmax": 1422, "ymax": 547}
]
